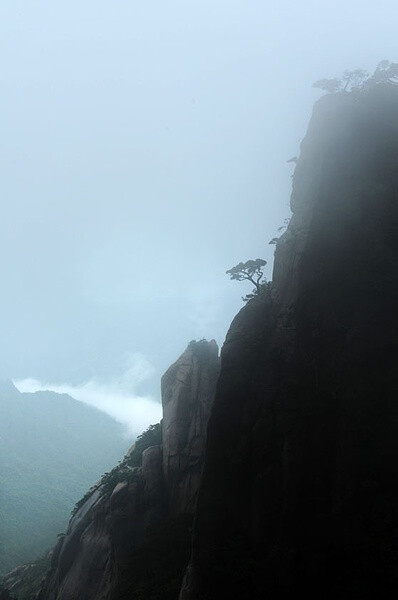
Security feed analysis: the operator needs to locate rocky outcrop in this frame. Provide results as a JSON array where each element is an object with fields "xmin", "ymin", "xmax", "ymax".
[
  {"xmin": 182, "ymin": 85, "xmax": 398, "ymax": 599},
  {"xmin": 162, "ymin": 339, "xmax": 219, "ymax": 515},
  {"xmin": 37, "ymin": 340, "xmax": 219, "ymax": 600}
]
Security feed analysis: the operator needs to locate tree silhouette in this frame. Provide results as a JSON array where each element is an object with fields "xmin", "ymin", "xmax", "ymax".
[
  {"xmin": 312, "ymin": 78, "xmax": 342, "ymax": 94},
  {"xmin": 313, "ymin": 61, "xmax": 398, "ymax": 95},
  {"xmin": 226, "ymin": 259, "xmax": 267, "ymax": 302},
  {"xmin": 342, "ymin": 69, "xmax": 368, "ymax": 90}
]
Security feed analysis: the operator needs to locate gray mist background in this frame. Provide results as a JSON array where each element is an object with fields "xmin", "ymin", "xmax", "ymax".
[{"xmin": 2, "ymin": 1, "xmax": 397, "ymax": 430}]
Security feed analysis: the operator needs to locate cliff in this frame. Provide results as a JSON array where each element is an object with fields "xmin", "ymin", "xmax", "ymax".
[
  {"xmin": 37, "ymin": 340, "xmax": 219, "ymax": 600},
  {"xmin": 181, "ymin": 85, "xmax": 398, "ymax": 599}
]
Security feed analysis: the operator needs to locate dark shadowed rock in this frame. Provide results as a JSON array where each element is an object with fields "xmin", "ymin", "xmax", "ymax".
[
  {"xmin": 37, "ymin": 340, "xmax": 219, "ymax": 600},
  {"xmin": 181, "ymin": 85, "xmax": 398, "ymax": 599},
  {"xmin": 162, "ymin": 339, "xmax": 220, "ymax": 515}
]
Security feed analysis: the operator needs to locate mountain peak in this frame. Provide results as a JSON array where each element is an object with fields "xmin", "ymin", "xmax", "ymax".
[{"xmin": 0, "ymin": 379, "xmax": 20, "ymax": 397}]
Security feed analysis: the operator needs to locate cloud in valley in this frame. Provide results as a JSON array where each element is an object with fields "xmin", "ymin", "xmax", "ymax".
[{"xmin": 14, "ymin": 354, "xmax": 162, "ymax": 437}]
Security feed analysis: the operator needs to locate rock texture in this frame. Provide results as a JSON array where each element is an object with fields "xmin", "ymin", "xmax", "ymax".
[
  {"xmin": 181, "ymin": 85, "xmax": 398, "ymax": 599},
  {"xmin": 162, "ymin": 339, "xmax": 219, "ymax": 515},
  {"xmin": 37, "ymin": 340, "xmax": 219, "ymax": 600}
]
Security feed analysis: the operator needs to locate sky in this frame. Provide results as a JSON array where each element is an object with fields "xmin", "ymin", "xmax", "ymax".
[{"xmin": 2, "ymin": 1, "xmax": 397, "ymax": 431}]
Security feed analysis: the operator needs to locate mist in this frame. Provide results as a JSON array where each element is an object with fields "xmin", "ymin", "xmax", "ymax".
[
  {"xmin": 14, "ymin": 353, "xmax": 161, "ymax": 435},
  {"xmin": 1, "ymin": 1, "xmax": 396, "ymax": 402},
  {"xmin": 2, "ymin": 1, "xmax": 398, "ymax": 596}
]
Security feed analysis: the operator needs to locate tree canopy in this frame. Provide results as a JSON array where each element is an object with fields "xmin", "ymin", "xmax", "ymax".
[
  {"xmin": 313, "ymin": 61, "xmax": 398, "ymax": 94},
  {"xmin": 226, "ymin": 258, "xmax": 267, "ymax": 302}
]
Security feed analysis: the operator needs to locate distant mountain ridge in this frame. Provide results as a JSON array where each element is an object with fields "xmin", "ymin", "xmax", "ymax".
[{"xmin": 0, "ymin": 380, "xmax": 131, "ymax": 573}]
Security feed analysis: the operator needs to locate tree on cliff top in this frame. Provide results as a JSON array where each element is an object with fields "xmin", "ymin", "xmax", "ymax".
[
  {"xmin": 313, "ymin": 69, "xmax": 368, "ymax": 93},
  {"xmin": 312, "ymin": 78, "xmax": 342, "ymax": 94},
  {"xmin": 226, "ymin": 258, "xmax": 267, "ymax": 302},
  {"xmin": 313, "ymin": 61, "xmax": 398, "ymax": 94}
]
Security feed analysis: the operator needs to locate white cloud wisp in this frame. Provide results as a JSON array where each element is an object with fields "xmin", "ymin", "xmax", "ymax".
[{"xmin": 14, "ymin": 354, "xmax": 162, "ymax": 437}]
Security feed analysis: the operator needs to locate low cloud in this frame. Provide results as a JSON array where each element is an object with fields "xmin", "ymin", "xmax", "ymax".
[{"xmin": 14, "ymin": 354, "xmax": 162, "ymax": 437}]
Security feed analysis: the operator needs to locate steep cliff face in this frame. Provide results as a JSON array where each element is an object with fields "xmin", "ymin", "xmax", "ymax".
[
  {"xmin": 182, "ymin": 85, "xmax": 398, "ymax": 599},
  {"xmin": 162, "ymin": 340, "xmax": 219, "ymax": 515},
  {"xmin": 37, "ymin": 340, "xmax": 219, "ymax": 600}
]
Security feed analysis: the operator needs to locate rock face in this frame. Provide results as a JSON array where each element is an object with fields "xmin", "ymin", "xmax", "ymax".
[
  {"xmin": 162, "ymin": 339, "xmax": 219, "ymax": 515},
  {"xmin": 37, "ymin": 340, "xmax": 219, "ymax": 600},
  {"xmin": 181, "ymin": 85, "xmax": 398, "ymax": 599}
]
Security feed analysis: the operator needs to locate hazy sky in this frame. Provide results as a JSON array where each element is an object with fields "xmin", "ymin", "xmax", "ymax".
[{"xmin": 2, "ymin": 1, "xmax": 397, "ymax": 429}]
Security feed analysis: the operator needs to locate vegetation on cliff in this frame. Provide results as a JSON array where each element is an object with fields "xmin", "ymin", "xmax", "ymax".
[
  {"xmin": 0, "ymin": 555, "xmax": 50, "ymax": 600},
  {"xmin": 313, "ymin": 60, "xmax": 398, "ymax": 93},
  {"xmin": 72, "ymin": 422, "xmax": 162, "ymax": 515},
  {"xmin": 226, "ymin": 259, "xmax": 268, "ymax": 302}
]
